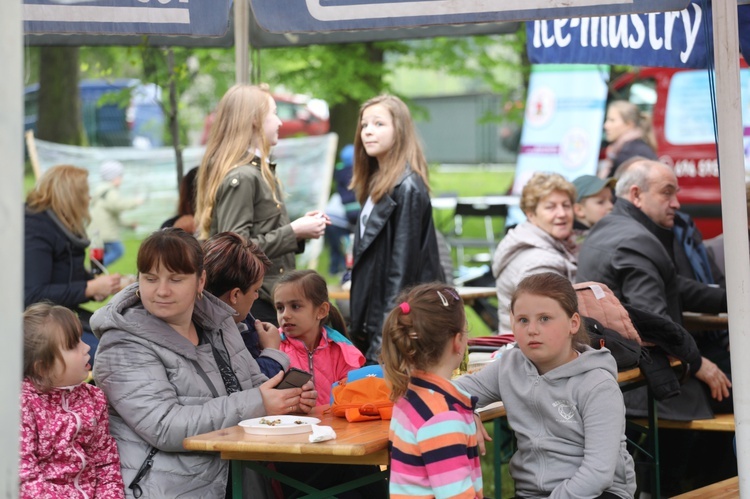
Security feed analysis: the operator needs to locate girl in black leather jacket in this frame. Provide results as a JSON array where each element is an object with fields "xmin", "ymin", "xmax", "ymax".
[{"xmin": 349, "ymin": 95, "xmax": 445, "ymax": 363}]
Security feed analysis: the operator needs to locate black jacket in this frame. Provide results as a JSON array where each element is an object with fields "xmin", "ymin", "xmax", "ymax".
[
  {"xmin": 24, "ymin": 208, "xmax": 91, "ymax": 309},
  {"xmin": 577, "ymin": 199, "xmax": 725, "ymax": 323},
  {"xmin": 577, "ymin": 199, "xmax": 723, "ymax": 419},
  {"xmin": 350, "ymin": 167, "xmax": 444, "ymax": 362}
]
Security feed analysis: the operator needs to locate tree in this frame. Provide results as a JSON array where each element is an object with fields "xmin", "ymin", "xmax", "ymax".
[
  {"xmin": 258, "ymin": 32, "xmax": 526, "ymax": 151},
  {"xmin": 37, "ymin": 47, "xmax": 83, "ymax": 146}
]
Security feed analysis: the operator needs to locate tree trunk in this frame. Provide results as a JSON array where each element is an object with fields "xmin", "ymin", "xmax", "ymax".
[
  {"xmin": 37, "ymin": 47, "xmax": 83, "ymax": 145},
  {"xmin": 329, "ymin": 43, "xmax": 385, "ymax": 156},
  {"xmin": 166, "ymin": 48, "xmax": 184, "ymax": 185},
  {"xmin": 329, "ymin": 96, "xmax": 360, "ymax": 153}
]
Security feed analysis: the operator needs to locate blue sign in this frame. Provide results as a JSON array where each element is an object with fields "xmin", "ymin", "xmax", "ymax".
[
  {"xmin": 527, "ymin": 1, "xmax": 713, "ymax": 69},
  {"xmin": 250, "ymin": 0, "xmax": 691, "ymax": 33},
  {"xmin": 740, "ymin": 4, "xmax": 750, "ymax": 66},
  {"xmin": 23, "ymin": 0, "xmax": 231, "ymax": 37}
]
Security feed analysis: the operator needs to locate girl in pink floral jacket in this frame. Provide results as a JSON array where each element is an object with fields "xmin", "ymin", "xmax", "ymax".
[{"xmin": 20, "ymin": 303, "xmax": 124, "ymax": 499}]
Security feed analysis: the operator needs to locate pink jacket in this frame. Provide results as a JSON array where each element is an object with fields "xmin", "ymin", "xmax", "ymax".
[
  {"xmin": 280, "ymin": 326, "xmax": 365, "ymax": 405},
  {"xmin": 20, "ymin": 379, "xmax": 124, "ymax": 499}
]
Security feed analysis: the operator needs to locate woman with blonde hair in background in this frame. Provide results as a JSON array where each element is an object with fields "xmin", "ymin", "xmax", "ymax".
[
  {"xmin": 195, "ymin": 84, "xmax": 328, "ymax": 324},
  {"xmin": 349, "ymin": 94, "xmax": 444, "ymax": 364},
  {"xmin": 25, "ymin": 165, "xmax": 122, "ymax": 361},
  {"xmin": 492, "ymin": 172, "xmax": 578, "ymax": 336},
  {"xmin": 599, "ymin": 100, "xmax": 658, "ymax": 178}
]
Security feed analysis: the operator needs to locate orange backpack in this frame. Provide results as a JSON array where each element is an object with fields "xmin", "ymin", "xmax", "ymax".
[{"xmin": 330, "ymin": 376, "xmax": 394, "ymax": 422}]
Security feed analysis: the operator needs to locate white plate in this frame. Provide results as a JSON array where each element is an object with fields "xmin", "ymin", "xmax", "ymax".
[{"xmin": 238, "ymin": 416, "xmax": 321, "ymax": 436}]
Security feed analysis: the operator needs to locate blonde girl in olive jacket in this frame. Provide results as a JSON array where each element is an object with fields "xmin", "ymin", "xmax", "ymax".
[{"xmin": 195, "ymin": 84, "xmax": 328, "ymax": 323}]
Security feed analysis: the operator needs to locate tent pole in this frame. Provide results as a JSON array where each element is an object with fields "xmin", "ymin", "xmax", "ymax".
[
  {"xmin": 0, "ymin": 0, "xmax": 23, "ymax": 494},
  {"xmin": 713, "ymin": 1, "xmax": 749, "ymax": 493},
  {"xmin": 234, "ymin": 0, "xmax": 250, "ymax": 84}
]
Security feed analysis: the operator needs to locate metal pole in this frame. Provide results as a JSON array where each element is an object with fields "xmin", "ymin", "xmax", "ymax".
[
  {"xmin": 0, "ymin": 0, "xmax": 23, "ymax": 496},
  {"xmin": 712, "ymin": 1, "xmax": 750, "ymax": 494},
  {"xmin": 234, "ymin": 0, "xmax": 250, "ymax": 84}
]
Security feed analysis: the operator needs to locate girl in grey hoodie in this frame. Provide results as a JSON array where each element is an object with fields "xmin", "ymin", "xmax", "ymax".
[{"xmin": 455, "ymin": 273, "xmax": 635, "ymax": 499}]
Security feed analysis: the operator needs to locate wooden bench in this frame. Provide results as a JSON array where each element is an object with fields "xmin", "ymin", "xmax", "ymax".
[
  {"xmin": 629, "ymin": 413, "xmax": 735, "ymax": 432},
  {"xmin": 673, "ymin": 476, "xmax": 738, "ymax": 498}
]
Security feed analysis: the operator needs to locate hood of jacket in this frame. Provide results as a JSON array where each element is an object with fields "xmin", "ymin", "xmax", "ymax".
[
  {"xmin": 535, "ymin": 344, "xmax": 618, "ymax": 381},
  {"xmin": 90, "ymin": 283, "xmax": 237, "ymax": 360},
  {"xmin": 492, "ymin": 221, "xmax": 577, "ymax": 278}
]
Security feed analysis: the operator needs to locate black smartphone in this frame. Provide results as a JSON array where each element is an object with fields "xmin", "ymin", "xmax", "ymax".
[{"xmin": 275, "ymin": 367, "xmax": 313, "ymax": 390}]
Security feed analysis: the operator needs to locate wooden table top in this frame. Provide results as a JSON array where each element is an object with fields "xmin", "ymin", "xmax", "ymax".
[
  {"xmin": 183, "ymin": 406, "xmax": 390, "ymax": 465},
  {"xmin": 673, "ymin": 475, "xmax": 738, "ymax": 498},
  {"xmin": 682, "ymin": 311, "xmax": 728, "ymax": 332},
  {"xmin": 329, "ymin": 286, "xmax": 496, "ymax": 302}
]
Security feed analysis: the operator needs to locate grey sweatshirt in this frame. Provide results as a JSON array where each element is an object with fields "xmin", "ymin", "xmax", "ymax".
[{"xmin": 455, "ymin": 346, "xmax": 635, "ymax": 499}]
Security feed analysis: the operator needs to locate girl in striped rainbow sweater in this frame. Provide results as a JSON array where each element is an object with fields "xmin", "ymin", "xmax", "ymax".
[{"xmin": 382, "ymin": 283, "xmax": 483, "ymax": 499}]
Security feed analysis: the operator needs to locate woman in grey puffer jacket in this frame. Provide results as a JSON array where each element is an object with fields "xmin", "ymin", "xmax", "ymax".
[
  {"xmin": 92, "ymin": 228, "xmax": 315, "ymax": 498},
  {"xmin": 493, "ymin": 172, "xmax": 578, "ymax": 336}
]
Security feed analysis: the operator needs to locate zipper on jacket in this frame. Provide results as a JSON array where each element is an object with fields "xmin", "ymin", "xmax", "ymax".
[
  {"xmin": 307, "ymin": 351, "xmax": 315, "ymax": 387},
  {"xmin": 530, "ymin": 376, "xmax": 547, "ymax": 494},
  {"xmin": 61, "ymin": 390, "xmax": 91, "ymax": 499}
]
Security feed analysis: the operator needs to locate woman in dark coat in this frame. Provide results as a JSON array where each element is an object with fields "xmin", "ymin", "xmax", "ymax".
[
  {"xmin": 349, "ymin": 95, "xmax": 444, "ymax": 363},
  {"xmin": 24, "ymin": 165, "xmax": 122, "ymax": 361}
]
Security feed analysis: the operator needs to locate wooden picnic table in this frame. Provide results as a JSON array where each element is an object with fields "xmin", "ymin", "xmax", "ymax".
[
  {"xmin": 682, "ymin": 311, "xmax": 728, "ymax": 332},
  {"xmin": 184, "ymin": 406, "xmax": 389, "ymax": 498}
]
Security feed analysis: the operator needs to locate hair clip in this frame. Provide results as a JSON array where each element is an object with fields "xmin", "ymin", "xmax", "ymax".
[
  {"xmin": 445, "ymin": 288, "xmax": 460, "ymax": 301},
  {"xmin": 436, "ymin": 291, "xmax": 449, "ymax": 307},
  {"xmin": 399, "ymin": 302, "xmax": 411, "ymax": 314},
  {"xmin": 408, "ymin": 331, "xmax": 419, "ymax": 339}
]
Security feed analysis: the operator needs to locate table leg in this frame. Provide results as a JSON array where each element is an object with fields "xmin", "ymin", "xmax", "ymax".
[
  {"xmin": 232, "ymin": 460, "xmax": 244, "ymax": 499},
  {"xmin": 648, "ymin": 390, "xmax": 661, "ymax": 499},
  {"xmin": 494, "ymin": 418, "xmax": 502, "ymax": 497}
]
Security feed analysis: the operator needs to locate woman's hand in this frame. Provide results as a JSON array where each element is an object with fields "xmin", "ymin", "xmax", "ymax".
[
  {"xmin": 304, "ymin": 210, "xmax": 331, "ymax": 224},
  {"xmin": 298, "ymin": 380, "xmax": 317, "ymax": 414},
  {"xmin": 255, "ymin": 320, "xmax": 281, "ymax": 350},
  {"xmin": 85, "ymin": 273, "xmax": 122, "ymax": 301},
  {"xmin": 290, "ymin": 214, "xmax": 327, "ymax": 240},
  {"xmin": 259, "ymin": 371, "xmax": 305, "ymax": 415},
  {"xmin": 694, "ymin": 356, "xmax": 732, "ymax": 401}
]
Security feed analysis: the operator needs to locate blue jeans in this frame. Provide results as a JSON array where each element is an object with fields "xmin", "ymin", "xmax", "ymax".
[
  {"xmin": 325, "ymin": 225, "xmax": 351, "ymax": 274},
  {"xmin": 104, "ymin": 241, "xmax": 125, "ymax": 266}
]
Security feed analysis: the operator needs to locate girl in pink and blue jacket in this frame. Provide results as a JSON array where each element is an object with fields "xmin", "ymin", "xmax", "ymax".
[
  {"xmin": 20, "ymin": 303, "xmax": 124, "ymax": 499},
  {"xmin": 272, "ymin": 270, "xmax": 364, "ymax": 405}
]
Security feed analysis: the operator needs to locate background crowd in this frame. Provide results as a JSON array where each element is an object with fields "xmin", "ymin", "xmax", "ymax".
[{"xmin": 20, "ymin": 87, "xmax": 738, "ymax": 498}]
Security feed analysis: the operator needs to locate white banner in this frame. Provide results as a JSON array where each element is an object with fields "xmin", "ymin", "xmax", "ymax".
[{"xmin": 33, "ymin": 133, "xmax": 339, "ymax": 265}]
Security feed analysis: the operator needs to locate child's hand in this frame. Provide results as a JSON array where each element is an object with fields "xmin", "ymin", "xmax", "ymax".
[
  {"xmin": 255, "ymin": 320, "xmax": 281, "ymax": 350},
  {"xmin": 259, "ymin": 371, "xmax": 304, "ymax": 415},
  {"xmin": 298, "ymin": 380, "xmax": 317, "ymax": 414},
  {"xmin": 473, "ymin": 412, "xmax": 492, "ymax": 456}
]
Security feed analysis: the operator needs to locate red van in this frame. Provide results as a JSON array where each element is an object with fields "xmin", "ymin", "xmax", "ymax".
[
  {"xmin": 610, "ymin": 63, "xmax": 750, "ymax": 238},
  {"xmin": 200, "ymin": 93, "xmax": 329, "ymax": 145}
]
